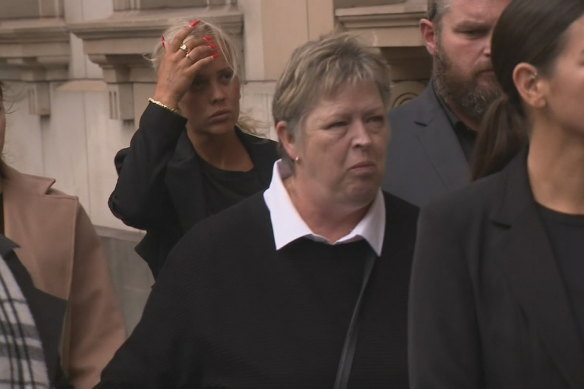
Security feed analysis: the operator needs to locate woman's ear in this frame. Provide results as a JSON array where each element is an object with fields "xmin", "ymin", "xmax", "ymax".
[
  {"xmin": 276, "ymin": 121, "xmax": 297, "ymax": 160},
  {"xmin": 513, "ymin": 63, "xmax": 546, "ymax": 109}
]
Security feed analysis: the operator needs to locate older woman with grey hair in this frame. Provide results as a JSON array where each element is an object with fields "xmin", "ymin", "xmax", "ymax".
[
  {"xmin": 97, "ymin": 32, "xmax": 417, "ymax": 389},
  {"xmin": 108, "ymin": 19, "xmax": 278, "ymax": 277}
]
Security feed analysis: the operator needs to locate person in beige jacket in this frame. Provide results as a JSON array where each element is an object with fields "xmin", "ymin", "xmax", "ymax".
[{"xmin": 1, "ymin": 81, "xmax": 126, "ymax": 388}]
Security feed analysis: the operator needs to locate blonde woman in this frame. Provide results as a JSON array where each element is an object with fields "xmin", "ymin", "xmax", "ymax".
[{"xmin": 109, "ymin": 20, "xmax": 278, "ymax": 277}]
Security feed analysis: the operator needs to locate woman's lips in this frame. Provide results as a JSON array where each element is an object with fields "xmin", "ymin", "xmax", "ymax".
[
  {"xmin": 208, "ymin": 110, "xmax": 231, "ymax": 122},
  {"xmin": 350, "ymin": 161, "xmax": 377, "ymax": 174}
]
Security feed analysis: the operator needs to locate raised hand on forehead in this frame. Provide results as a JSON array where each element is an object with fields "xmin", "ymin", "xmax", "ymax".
[{"xmin": 153, "ymin": 21, "xmax": 218, "ymax": 111}]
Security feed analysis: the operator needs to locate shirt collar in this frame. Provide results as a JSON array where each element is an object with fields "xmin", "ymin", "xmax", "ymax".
[{"xmin": 263, "ymin": 160, "xmax": 385, "ymax": 256}]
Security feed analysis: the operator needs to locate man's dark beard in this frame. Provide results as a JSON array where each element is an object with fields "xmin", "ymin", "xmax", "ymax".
[{"xmin": 433, "ymin": 42, "xmax": 501, "ymax": 125}]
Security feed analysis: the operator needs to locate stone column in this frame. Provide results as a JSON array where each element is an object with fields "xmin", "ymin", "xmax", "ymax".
[{"xmin": 238, "ymin": 0, "xmax": 335, "ymax": 137}]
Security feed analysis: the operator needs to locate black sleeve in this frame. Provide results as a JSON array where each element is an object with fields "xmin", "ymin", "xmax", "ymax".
[
  {"xmin": 95, "ymin": 242, "xmax": 200, "ymax": 389},
  {"xmin": 408, "ymin": 203, "xmax": 483, "ymax": 389},
  {"xmin": 108, "ymin": 102, "xmax": 187, "ymax": 229}
]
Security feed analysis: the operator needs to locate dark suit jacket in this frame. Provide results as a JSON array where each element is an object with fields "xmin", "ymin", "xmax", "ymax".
[
  {"xmin": 97, "ymin": 192, "xmax": 418, "ymax": 389},
  {"xmin": 382, "ymin": 84, "xmax": 469, "ymax": 207},
  {"xmin": 0, "ymin": 235, "xmax": 72, "ymax": 389},
  {"xmin": 109, "ymin": 103, "xmax": 279, "ymax": 276},
  {"xmin": 409, "ymin": 149, "xmax": 584, "ymax": 389}
]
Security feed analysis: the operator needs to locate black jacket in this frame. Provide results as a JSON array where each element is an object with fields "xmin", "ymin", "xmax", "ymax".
[
  {"xmin": 109, "ymin": 103, "xmax": 278, "ymax": 276},
  {"xmin": 409, "ymin": 149, "xmax": 584, "ymax": 389}
]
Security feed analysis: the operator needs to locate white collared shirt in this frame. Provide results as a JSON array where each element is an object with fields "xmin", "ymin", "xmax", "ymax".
[{"xmin": 263, "ymin": 160, "xmax": 385, "ymax": 255}]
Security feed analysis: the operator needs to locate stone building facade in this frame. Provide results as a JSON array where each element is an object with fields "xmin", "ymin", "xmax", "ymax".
[{"xmin": 0, "ymin": 0, "xmax": 430, "ymax": 330}]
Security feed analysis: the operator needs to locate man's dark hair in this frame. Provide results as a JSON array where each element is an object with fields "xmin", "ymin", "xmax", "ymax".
[{"xmin": 427, "ymin": 0, "xmax": 450, "ymax": 24}]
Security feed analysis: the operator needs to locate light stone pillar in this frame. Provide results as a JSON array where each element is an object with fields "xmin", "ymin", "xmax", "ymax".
[
  {"xmin": 238, "ymin": 0, "xmax": 334, "ymax": 138},
  {"xmin": 336, "ymin": 0, "xmax": 430, "ymax": 107}
]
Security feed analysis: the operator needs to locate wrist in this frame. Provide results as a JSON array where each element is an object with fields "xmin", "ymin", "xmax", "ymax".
[
  {"xmin": 148, "ymin": 98, "xmax": 180, "ymax": 114},
  {"xmin": 151, "ymin": 91, "xmax": 180, "ymax": 111}
]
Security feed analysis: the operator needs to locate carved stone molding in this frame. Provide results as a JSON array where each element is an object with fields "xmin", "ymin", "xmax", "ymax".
[
  {"xmin": 336, "ymin": 0, "xmax": 431, "ymax": 85},
  {"xmin": 70, "ymin": 6, "xmax": 243, "ymax": 120},
  {"xmin": 335, "ymin": 0, "xmax": 405, "ymax": 8},
  {"xmin": 0, "ymin": 0, "xmax": 64, "ymax": 20},
  {"xmin": 0, "ymin": 18, "xmax": 70, "ymax": 81},
  {"xmin": 336, "ymin": 1, "xmax": 426, "ymax": 48},
  {"xmin": 390, "ymin": 80, "xmax": 426, "ymax": 108},
  {"xmin": 0, "ymin": 17, "xmax": 70, "ymax": 116},
  {"xmin": 113, "ymin": 0, "xmax": 235, "ymax": 11}
]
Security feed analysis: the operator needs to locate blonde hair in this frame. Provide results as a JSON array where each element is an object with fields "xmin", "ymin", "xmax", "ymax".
[
  {"xmin": 151, "ymin": 19, "xmax": 263, "ymax": 135},
  {"xmin": 272, "ymin": 32, "xmax": 392, "ymax": 168},
  {"xmin": 152, "ymin": 19, "xmax": 241, "ymax": 77}
]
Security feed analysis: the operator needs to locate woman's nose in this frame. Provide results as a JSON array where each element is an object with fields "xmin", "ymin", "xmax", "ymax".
[
  {"xmin": 352, "ymin": 121, "xmax": 373, "ymax": 147},
  {"xmin": 210, "ymin": 82, "xmax": 227, "ymax": 102}
]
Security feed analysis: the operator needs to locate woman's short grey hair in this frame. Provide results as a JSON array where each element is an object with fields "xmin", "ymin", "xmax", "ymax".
[{"xmin": 272, "ymin": 32, "xmax": 392, "ymax": 169}]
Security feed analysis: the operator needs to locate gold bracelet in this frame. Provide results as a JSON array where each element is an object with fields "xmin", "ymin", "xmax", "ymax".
[{"xmin": 148, "ymin": 98, "xmax": 179, "ymax": 114}]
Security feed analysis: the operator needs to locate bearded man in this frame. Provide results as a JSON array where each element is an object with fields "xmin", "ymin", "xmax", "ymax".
[{"xmin": 382, "ymin": 0, "xmax": 510, "ymax": 206}]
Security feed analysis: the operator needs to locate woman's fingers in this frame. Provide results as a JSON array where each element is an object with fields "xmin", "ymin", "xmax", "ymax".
[
  {"xmin": 169, "ymin": 20, "xmax": 200, "ymax": 52},
  {"xmin": 185, "ymin": 53, "xmax": 217, "ymax": 75},
  {"xmin": 152, "ymin": 21, "xmax": 219, "ymax": 107},
  {"xmin": 183, "ymin": 40, "xmax": 216, "ymax": 63}
]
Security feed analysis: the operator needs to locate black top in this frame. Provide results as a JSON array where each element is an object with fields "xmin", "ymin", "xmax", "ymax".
[
  {"xmin": 97, "ymin": 192, "xmax": 419, "ymax": 389},
  {"xmin": 432, "ymin": 83, "xmax": 477, "ymax": 162},
  {"xmin": 0, "ymin": 235, "xmax": 71, "ymax": 389},
  {"xmin": 198, "ymin": 155, "xmax": 262, "ymax": 216},
  {"xmin": 409, "ymin": 149, "xmax": 584, "ymax": 389},
  {"xmin": 108, "ymin": 103, "xmax": 279, "ymax": 277},
  {"xmin": 539, "ymin": 205, "xmax": 584, "ymax": 342}
]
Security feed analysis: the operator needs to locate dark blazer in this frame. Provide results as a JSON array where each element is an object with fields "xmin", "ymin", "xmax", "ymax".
[
  {"xmin": 109, "ymin": 103, "xmax": 279, "ymax": 276},
  {"xmin": 409, "ymin": 149, "xmax": 584, "ymax": 389},
  {"xmin": 97, "ymin": 192, "xmax": 418, "ymax": 389},
  {"xmin": 382, "ymin": 84, "xmax": 470, "ymax": 207},
  {"xmin": 0, "ymin": 235, "xmax": 72, "ymax": 389}
]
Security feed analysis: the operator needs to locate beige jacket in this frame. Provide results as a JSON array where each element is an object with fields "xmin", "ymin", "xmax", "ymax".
[{"xmin": 3, "ymin": 165, "xmax": 126, "ymax": 389}]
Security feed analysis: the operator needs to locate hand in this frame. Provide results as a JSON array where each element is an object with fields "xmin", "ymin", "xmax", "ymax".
[{"xmin": 152, "ymin": 21, "xmax": 217, "ymax": 110}]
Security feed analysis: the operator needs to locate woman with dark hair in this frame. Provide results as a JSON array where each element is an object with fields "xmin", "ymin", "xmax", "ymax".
[{"xmin": 409, "ymin": 0, "xmax": 584, "ymax": 387}]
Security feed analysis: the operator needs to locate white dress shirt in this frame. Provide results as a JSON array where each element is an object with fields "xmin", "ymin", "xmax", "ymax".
[{"xmin": 263, "ymin": 160, "xmax": 386, "ymax": 256}]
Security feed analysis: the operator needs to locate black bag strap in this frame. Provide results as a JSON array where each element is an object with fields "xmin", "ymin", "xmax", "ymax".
[{"xmin": 333, "ymin": 251, "xmax": 377, "ymax": 389}]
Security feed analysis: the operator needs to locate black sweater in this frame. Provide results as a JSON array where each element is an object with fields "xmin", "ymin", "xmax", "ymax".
[{"xmin": 97, "ymin": 192, "xmax": 418, "ymax": 389}]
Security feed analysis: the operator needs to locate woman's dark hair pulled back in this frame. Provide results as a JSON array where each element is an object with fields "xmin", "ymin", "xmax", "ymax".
[{"xmin": 472, "ymin": 0, "xmax": 584, "ymax": 179}]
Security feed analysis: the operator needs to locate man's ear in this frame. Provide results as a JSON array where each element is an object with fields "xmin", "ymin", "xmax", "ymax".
[
  {"xmin": 276, "ymin": 121, "xmax": 298, "ymax": 160},
  {"xmin": 420, "ymin": 18, "xmax": 438, "ymax": 56},
  {"xmin": 513, "ymin": 63, "xmax": 546, "ymax": 109}
]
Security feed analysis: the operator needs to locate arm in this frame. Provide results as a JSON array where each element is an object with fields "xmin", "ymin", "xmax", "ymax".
[
  {"xmin": 408, "ymin": 204, "xmax": 483, "ymax": 389},
  {"xmin": 108, "ymin": 22, "xmax": 217, "ymax": 229},
  {"xmin": 62, "ymin": 205, "xmax": 126, "ymax": 389},
  {"xmin": 108, "ymin": 103, "xmax": 186, "ymax": 229},
  {"xmin": 95, "ymin": 238, "xmax": 199, "ymax": 389}
]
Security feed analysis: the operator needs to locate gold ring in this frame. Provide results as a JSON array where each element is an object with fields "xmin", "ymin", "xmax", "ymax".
[{"xmin": 179, "ymin": 43, "xmax": 189, "ymax": 54}]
